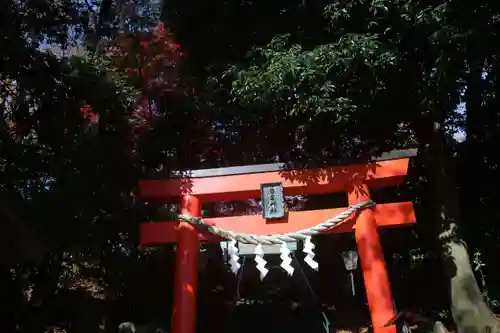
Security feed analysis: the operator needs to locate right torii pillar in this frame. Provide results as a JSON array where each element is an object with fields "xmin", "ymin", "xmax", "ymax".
[{"xmin": 348, "ymin": 182, "xmax": 396, "ymax": 333}]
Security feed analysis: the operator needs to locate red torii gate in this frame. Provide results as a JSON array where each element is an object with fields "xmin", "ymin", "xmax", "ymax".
[{"xmin": 139, "ymin": 149, "xmax": 417, "ymax": 333}]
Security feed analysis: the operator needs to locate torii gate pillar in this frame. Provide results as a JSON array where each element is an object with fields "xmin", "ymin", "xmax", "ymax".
[
  {"xmin": 171, "ymin": 195, "xmax": 200, "ymax": 333},
  {"xmin": 139, "ymin": 149, "xmax": 418, "ymax": 333},
  {"xmin": 348, "ymin": 183, "xmax": 395, "ymax": 333}
]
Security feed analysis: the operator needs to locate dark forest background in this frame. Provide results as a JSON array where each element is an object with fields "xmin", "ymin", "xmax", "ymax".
[{"xmin": 1, "ymin": 0, "xmax": 500, "ymax": 332}]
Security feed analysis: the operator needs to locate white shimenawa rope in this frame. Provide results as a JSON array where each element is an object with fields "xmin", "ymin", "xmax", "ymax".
[{"xmin": 178, "ymin": 199, "xmax": 374, "ymax": 279}]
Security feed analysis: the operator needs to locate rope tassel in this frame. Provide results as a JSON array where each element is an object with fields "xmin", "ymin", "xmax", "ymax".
[
  {"xmin": 280, "ymin": 242, "xmax": 294, "ymax": 275},
  {"xmin": 227, "ymin": 240, "xmax": 241, "ymax": 275},
  {"xmin": 254, "ymin": 244, "xmax": 268, "ymax": 280},
  {"xmin": 303, "ymin": 236, "xmax": 319, "ymax": 271}
]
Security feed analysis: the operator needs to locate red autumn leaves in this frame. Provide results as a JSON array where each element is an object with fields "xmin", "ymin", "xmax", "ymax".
[
  {"xmin": 80, "ymin": 104, "xmax": 99, "ymax": 123},
  {"xmin": 79, "ymin": 23, "xmax": 183, "ymax": 131},
  {"xmin": 107, "ymin": 23, "xmax": 183, "ymax": 94}
]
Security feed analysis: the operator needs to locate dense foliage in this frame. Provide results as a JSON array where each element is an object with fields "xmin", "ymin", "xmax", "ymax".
[{"xmin": 2, "ymin": 0, "xmax": 500, "ymax": 333}]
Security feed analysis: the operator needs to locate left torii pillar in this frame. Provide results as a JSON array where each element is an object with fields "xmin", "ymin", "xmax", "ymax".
[{"xmin": 172, "ymin": 195, "xmax": 200, "ymax": 333}]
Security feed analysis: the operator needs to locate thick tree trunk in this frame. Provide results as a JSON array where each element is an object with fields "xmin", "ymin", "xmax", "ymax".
[
  {"xmin": 462, "ymin": 58, "xmax": 487, "ymax": 252},
  {"xmin": 422, "ymin": 120, "xmax": 500, "ymax": 333}
]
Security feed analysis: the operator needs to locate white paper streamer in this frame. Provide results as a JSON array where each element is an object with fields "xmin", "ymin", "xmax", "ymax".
[
  {"xmin": 227, "ymin": 240, "xmax": 241, "ymax": 275},
  {"xmin": 280, "ymin": 242, "xmax": 294, "ymax": 275},
  {"xmin": 254, "ymin": 244, "xmax": 268, "ymax": 280},
  {"xmin": 303, "ymin": 236, "xmax": 319, "ymax": 271}
]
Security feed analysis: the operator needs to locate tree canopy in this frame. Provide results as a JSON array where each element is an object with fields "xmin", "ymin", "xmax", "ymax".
[{"xmin": 2, "ymin": 0, "xmax": 500, "ymax": 333}]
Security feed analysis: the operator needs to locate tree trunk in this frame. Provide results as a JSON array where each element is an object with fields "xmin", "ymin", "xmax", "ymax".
[
  {"xmin": 422, "ymin": 120, "xmax": 500, "ymax": 333},
  {"xmin": 462, "ymin": 57, "xmax": 486, "ymax": 252}
]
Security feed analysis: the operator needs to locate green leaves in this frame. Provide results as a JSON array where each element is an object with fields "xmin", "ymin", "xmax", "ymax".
[{"xmin": 232, "ymin": 32, "xmax": 396, "ymax": 123}]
